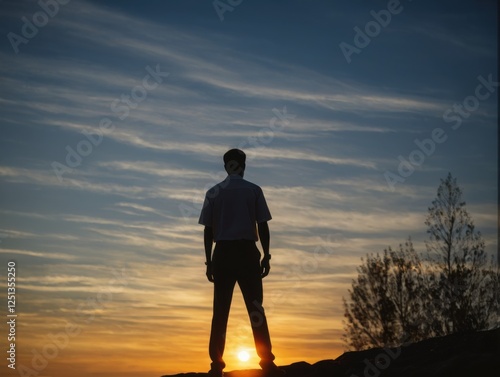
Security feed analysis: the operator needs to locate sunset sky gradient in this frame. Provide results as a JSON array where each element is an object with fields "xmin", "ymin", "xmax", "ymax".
[{"xmin": 0, "ymin": 1, "xmax": 497, "ymax": 376}]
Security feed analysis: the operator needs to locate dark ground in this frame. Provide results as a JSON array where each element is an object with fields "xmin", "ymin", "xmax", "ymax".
[{"xmin": 163, "ymin": 327, "xmax": 500, "ymax": 377}]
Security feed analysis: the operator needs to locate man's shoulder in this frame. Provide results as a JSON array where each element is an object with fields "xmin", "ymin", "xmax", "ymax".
[
  {"xmin": 204, "ymin": 177, "xmax": 263, "ymax": 197},
  {"xmin": 239, "ymin": 178, "xmax": 265, "ymax": 194},
  {"xmin": 205, "ymin": 182, "xmax": 223, "ymax": 196},
  {"xmin": 204, "ymin": 178, "xmax": 235, "ymax": 195},
  {"xmin": 241, "ymin": 178, "xmax": 261, "ymax": 187}
]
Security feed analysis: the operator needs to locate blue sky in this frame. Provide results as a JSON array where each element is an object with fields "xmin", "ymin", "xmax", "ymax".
[{"xmin": 0, "ymin": 1, "xmax": 497, "ymax": 376}]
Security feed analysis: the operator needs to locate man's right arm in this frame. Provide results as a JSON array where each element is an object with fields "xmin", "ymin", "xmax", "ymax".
[
  {"xmin": 258, "ymin": 221, "xmax": 270, "ymax": 257},
  {"xmin": 204, "ymin": 226, "xmax": 214, "ymax": 282},
  {"xmin": 258, "ymin": 221, "xmax": 271, "ymax": 278}
]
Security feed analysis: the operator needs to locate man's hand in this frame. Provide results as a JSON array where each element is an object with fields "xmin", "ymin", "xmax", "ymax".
[
  {"xmin": 206, "ymin": 262, "xmax": 214, "ymax": 283},
  {"xmin": 261, "ymin": 255, "xmax": 271, "ymax": 278}
]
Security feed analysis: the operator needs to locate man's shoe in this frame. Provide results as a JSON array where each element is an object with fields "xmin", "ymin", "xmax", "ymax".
[{"xmin": 208, "ymin": 369, "xmax": 224, "ymax": 377}]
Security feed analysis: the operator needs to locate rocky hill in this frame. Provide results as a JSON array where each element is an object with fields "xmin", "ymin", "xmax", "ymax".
[{"xmin": 163, "ymin": 327, "xmax": 500, "ymax": 377}]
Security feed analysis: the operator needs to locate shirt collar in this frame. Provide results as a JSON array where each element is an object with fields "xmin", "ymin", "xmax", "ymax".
[{"xmin": 227, "ymin": 174, "xmax": 243, "ymax": 180}]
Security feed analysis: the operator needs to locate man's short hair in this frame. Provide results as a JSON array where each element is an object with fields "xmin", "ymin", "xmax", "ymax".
[{"xmin": 223, "ymin": 149, "xmax": 246, "ymax": 173}]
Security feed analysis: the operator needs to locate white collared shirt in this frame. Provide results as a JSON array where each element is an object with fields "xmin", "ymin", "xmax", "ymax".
[{"xmin": 198, "ymin": 175, "xmax": 272, "ymax": 241}]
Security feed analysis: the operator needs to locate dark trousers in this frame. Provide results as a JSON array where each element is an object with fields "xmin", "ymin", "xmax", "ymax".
[{"xmin": 209, "ymin": 240, "xmax": 275, "ymax": 370}]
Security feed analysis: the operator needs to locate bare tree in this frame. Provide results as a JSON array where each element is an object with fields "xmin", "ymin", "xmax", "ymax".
[
  {"xmin": 387, "ymin": 239, "xmax": 427, "ymax": 342},
  {"xmin": 343, "ymin": 238, "xmax": 425, "ymax": 350},
  {"xmin": 343, "ymin": 173, "xmax": 498, "ymax": 351},
  {"xmin": 424, "ymin": 173, "xmax": 496, "ymax": 334}
]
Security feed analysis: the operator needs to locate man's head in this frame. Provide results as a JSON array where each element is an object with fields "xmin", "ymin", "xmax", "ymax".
[{"xmin": 223, "ymin": 149, "xmax": 246, "ymax": 176}]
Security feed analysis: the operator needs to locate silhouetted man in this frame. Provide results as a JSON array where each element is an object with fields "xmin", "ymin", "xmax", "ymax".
[{"xmin": 199, "ymin": 149, "xmax": 283, "ymax": 377}]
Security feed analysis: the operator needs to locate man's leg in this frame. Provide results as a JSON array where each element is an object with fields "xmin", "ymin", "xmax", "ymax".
[
  {"xmin": 238, "ymin": 255, "xmax": 275, "ymax": 366},
  {"xmin": 209, "ymin": 248, "xmax": 237, "ymax": 372}
]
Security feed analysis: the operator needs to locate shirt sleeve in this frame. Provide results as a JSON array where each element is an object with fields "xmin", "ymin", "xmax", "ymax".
[
  {"xmin": 198, "ymin": 195, "xmax": 213, "ymax": 227},
  {"xmin": 255, "ymin": 188, "xmax": 272, "ymax": 223}
]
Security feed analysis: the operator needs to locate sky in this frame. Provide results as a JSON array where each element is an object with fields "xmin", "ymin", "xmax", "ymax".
[{"xmin": 0, "ymin": 0, "xmax": 497, "ymax": 376}]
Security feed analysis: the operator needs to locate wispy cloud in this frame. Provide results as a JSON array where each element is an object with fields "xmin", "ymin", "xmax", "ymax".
[{"xmin": 0, "ymin": 248, "xmax": 77, "ymax": 260}]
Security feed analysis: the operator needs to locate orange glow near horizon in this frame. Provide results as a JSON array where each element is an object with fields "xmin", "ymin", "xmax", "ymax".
[
  {"xmin": 15, "ymin": 332, "xmax": 344, "ymax": 377},
  {"xmin": 13, "ymin": 275, "xmax": 347, "ymax": 377},
  {"xmin": 9, "ymin": 250, "xmax": 351, "ymax": 377}
]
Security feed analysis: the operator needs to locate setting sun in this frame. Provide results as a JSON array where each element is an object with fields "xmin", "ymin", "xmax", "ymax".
[{"xmin": 237, "ymin": 350, "xmax": 250, "ymax": 362}]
